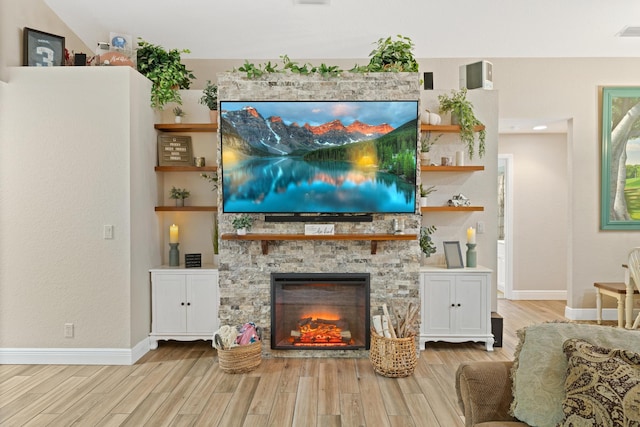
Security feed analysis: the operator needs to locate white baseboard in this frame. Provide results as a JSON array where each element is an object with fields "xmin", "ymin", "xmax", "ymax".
[
  {"xmin": 565, "ymin": 306, "xmax": 639, "ymax": 322},
  {"xmin": 509, "ymin": 290, "xmax": 567, "ymax": 300},
  {"xmin": 0, "ymin": 337, "xmax": 150, "ymax": 365}
]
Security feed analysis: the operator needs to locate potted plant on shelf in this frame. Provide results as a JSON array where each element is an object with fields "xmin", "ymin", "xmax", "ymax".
[
  {"xmin": 437, "ymin": 88, "xmax": 487, "ymax": 159},
  {"xmin": 173, "ymin": 106, "xmax": 185, "ymax": 123},
  {"xmin": 419, "ymin": 184, "xmax": 436, "ymax": 207},
  {"xmin": 419, "ymin": 225, "xmax": 437, "ymax": 259},
  {"xmin": 232, "ymin": 215, "xmax": 254, "ymax": 235},
  {"xmin": 199, "ymin": 80, "xmax": 218, "ymax": 123},
  {"xmin": 419, "ymin": 132, "xmax": 442, "ymax": 164},
  {"xmin": 136, "ymin": 38, "xmax": 195, "ymax": 110},
  {"xmin": 169, "ymin": 186, "xmax": 190, "ymax": 207}
]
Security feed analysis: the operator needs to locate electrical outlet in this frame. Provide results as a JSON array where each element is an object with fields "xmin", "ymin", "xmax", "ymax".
[
  {"xmin": 476, "ymin": 221, "xmax": 485, "ymax": 234},
  {"xmin": 64, "ymin": 323, "xmax": 74, "ymax": 338},
  {"xmin": 103, "ymin": 225, "xmax": 114, "ymax": 239}
]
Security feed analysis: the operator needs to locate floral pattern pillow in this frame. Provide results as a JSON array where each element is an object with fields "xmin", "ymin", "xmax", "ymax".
[{"xmin": 559, "ymin": 338, "xmax": 640, "ymax": 426}]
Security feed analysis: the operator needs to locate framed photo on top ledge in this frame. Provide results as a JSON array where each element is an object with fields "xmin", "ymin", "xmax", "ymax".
[
  {"xmin": 601, "ymin": 87, "xmax": 640, "ymax": 230},
  {"xmin": 23, "ymin": 27, "xmax": 65, "ymax": 67}
]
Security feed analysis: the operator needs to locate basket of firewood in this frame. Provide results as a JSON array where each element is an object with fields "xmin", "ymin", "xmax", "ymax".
[{"xmin": 369, "ymin": 303, "xmax": 419, "ymax": 378}]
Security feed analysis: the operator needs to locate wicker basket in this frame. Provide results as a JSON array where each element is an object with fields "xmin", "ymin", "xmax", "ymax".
[
  {"xmin": 217, "ymin": 341, "xmax": 262, "ymax": 374},
  {"xmin": 369, "ymin": 330, "xmax": 417, "ymax": 378}
]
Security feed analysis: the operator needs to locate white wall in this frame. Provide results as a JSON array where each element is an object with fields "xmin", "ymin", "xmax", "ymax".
[
  {"xmin": 0, "ymin": 67, "xmax": 158, "ymax": 363},
  {"xmin": 499, "ymin": 133, "xmax": 569, "ymax": 297}
]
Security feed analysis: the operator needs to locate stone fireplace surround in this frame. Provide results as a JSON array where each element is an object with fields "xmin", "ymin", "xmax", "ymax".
[{"xmin": 216, "ymin": 72, "xmax": 421, "ymax": 358}]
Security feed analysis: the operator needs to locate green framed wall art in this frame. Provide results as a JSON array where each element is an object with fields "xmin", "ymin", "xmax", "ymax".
[{"xmin": 601, "ymin": 87, "xmax": 640, "ymax": 230}]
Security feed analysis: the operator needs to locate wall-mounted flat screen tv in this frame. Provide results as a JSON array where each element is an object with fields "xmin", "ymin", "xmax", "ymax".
[{"xmin": 220, "ymin": 100, "xmax": 419, "ymax": 214}]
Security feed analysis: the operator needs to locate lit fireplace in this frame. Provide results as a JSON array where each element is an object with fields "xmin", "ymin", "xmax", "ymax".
[{"xmin": 271, "ymin": 273, "xmax": 370, "ymax": 350}]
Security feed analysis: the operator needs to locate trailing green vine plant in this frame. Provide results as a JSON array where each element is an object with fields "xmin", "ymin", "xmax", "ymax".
[
  {"xmin": 211, "ymin": 213, "xmax": 219, "ymax": 255},
  {"xmin": 200, "ymin": 172, "xmax": 218, "ymax": 191},
  {"xmin": 136, "ymin": 38, "xmax": 195, "ymax": 109},
  {"xmin": 234, "ymin": 34, "xmax": 417, "ymax": 79},
  {"xmin": 438, "ymin": 88, "xmax": 486, "ymax": 159}
]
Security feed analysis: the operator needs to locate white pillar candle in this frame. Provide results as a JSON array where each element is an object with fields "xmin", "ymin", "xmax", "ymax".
[
  {"xmin": 169, "ymin": 224, "xmax": 179, "ymax": 243},
  {"xmin": 456, "ymin": 150, "xmax": 464, "ymax": 166},
  {"xmin": 467, "ymin": 227, "xmax": 476, "ymax": 244}
]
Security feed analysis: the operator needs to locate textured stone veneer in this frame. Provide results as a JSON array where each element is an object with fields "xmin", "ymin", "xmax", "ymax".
[{"xmin": 216, "ymin": 72, "xmax": 421, "ymax": 357}]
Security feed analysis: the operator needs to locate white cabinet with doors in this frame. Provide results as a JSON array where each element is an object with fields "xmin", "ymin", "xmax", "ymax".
[
  {"xmin": 420, "ymin": 266, "xmax": 494, "ymax": 351},
  {"xmin": 149, "ymin": 266, "xmax": 219, "ymax": 349}
]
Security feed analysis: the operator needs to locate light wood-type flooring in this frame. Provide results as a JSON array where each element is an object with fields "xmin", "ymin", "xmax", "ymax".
[{"xmin": 0, "ymin": 300, "xmax": 567, "ymax": 426}]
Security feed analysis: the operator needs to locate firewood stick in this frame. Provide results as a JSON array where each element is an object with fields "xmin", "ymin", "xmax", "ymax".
[
  {"xmin": 372, "ymin": 315, "xmax": 383, "ymax": 335},
  {"xmin": 381, "ymin": 315, "xmax": 391, "ymax": 338},
  {"xmin": 382, "ymin": 304, "xmax": 397, "ymax": 338}
]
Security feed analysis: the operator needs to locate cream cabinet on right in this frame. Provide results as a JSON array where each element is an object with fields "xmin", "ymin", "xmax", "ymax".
[{"xmin": 420, "ymin": 266, "xmax": 494, "ymax": 351}]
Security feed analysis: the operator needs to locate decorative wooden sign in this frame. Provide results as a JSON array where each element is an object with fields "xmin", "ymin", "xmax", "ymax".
[
  {"xmin": 158, "ymin": 135, "xmax": 193, "ymax": 166},
  {"xmin": 184, "ymin": 253, "xmax": 202, "ymax": 268},
  {"xmin": 304, "ymin": 224, "xmax": 335, "ymax": 235}
]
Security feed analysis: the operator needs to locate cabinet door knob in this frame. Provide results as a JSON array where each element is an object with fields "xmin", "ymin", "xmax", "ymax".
[
  {"xmin": 187, "ymin": 302, "xmax": 191, "ymax": 306},
  {"xmin": 457, "ymin": 303, "xmax": 461, "ymax": 307},
  {"xmin": 451, "ymin": 303, "xmax": 455, "ymax": 307},
  {"xmin": 181, "ymin": 302, "xmax": 185, "ymax": 306}
]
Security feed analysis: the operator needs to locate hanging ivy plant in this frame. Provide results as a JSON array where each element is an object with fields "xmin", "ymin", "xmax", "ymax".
[
  {"xmin": 136, "ymin": 38, "xmax": 195, "ymax": 110},
  {"xmin": 438, "ymin": 88, "xmax": 486, "ymax": 159}
]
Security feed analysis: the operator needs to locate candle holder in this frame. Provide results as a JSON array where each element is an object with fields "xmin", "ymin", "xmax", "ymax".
[
  {"xmin": 169, "ymin": 243, "xmax": 180, "ymax": 267},
  {"xmin": 466, "ymin": 243, "xmax": 477, "ymax": 268}
]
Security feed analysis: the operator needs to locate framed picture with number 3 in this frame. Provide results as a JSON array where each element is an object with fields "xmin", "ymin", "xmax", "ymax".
[{"xmin": 23, "ymin": 27, "xmax": 65, "ymax": 67}]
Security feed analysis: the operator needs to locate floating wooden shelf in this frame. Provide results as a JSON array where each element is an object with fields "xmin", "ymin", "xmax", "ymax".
[
  {"xmin": 155, "ymin": 206, "xmax": 218, "ymax": 212},
  {"xmin": 221, "ymin": 233, "xmax": 416, "ymax": 255},
  {"xmin": 420, "ymin": 165, "xmax": 484, "ymax": 172},
  {"xmin": 421, "ymin": 206, "xmax": 484, "ymax": 212},
  {"xmin": 155, "ymin": 123, "xmax": 218, "ymax": 132},
  {"xmin": 155, "ymin": 166, "xmax": 217, "ymax": 172},
  {"xmin": 420, "ymin": 124, "xmax": 485, "ymax": 133}
]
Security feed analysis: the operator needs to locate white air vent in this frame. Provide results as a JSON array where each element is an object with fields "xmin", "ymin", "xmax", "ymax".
[{"xmin": 617, "ymin": 26, "xmax": 640, "ymax": 37}]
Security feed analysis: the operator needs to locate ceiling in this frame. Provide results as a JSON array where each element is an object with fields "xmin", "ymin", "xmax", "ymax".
[
  {"xmin": 44, "ymin": 0, "xmax": 640, "ymax": 60},
  {"xmin": 43, "ymin": 0, "xmax": 639, "ymax": 134}
]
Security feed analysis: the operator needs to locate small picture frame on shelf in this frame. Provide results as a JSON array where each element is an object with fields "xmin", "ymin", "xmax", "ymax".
[
  {"xmin": 443, "ymin": 241, "xmax": 464, "ymax": 269},
  {"xmin": 23, "ymin": 27, "xmax": 65, "ymax": 67}
]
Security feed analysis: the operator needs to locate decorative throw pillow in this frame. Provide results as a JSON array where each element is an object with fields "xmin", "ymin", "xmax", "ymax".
[
  {"xmin": 559, "ymin": 338, "xmax": 640, "ymax": 426},
  {"xmin": 510, "ymin": 322, "xmax": 640, "ymax": 427}
]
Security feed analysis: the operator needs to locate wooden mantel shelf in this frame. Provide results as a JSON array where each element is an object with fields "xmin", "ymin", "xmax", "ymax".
[
  {"xmin": 221, "ymin": 233, "xmax": 417, "ymax": 255},
  {"xmin": 155, "ymin": 123, "xmax": 218, "ymax": 132},
  {"xmin": 421, "ymin": 206, "xmax": 484, "ymax": 212}
]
